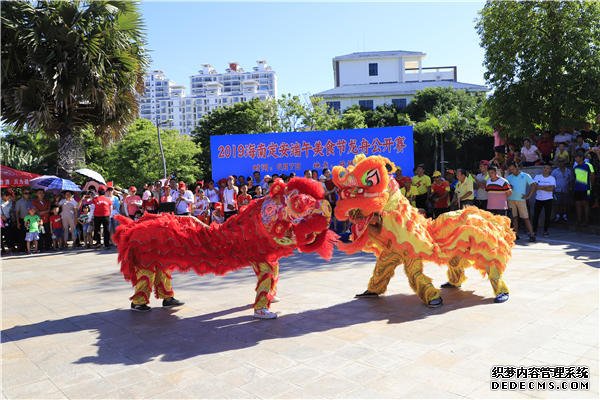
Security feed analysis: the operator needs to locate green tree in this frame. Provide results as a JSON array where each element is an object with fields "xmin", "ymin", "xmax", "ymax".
[
  {"xmin": 1, "ymin": 0, "xmax": 148, "ymax": 177},
  {"xmin": 301, "ymin": 97, "xmax": 340, "ymax": 131},
  {"xmin": 476, "ymin": 0, "xmax": 600, "ymax": 134},
  {"xmin": 406, "ymin": 87, "xmax": 486, "ymax": 122},
  {"xmin": 411, "ymin": 87, "xmax": 493, "ymax": 172},
  {"xmin": 105, "ymin": 119, "xmax": 202, "ymax": 188},
  {"xmin": 0, "ymin": 142, "xmax": 44, "ymax": 172},
  {"xmin": 363, "ymin": 103, "xmax": 414, "ymax": 128},
  {"xmin": 0, "ymin": 126, "xmax": 57, "ymax": 174},
  {"xmin": 337, "ymin": 105, "xmax": 368, "ymax": 130}
]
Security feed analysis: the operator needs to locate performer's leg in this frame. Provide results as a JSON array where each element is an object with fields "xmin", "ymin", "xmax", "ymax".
[
  {"xmin": 269, "ymin": 262, "xmax": 279, "ymax": 299},
  {"xmin": 402, "ymin": 257, "xmax": 442, "ymax": 307},
  {"xmin": 487, "ymin": 265, "xmax": 509, "ymax": 303},
  {"xmin": 130, "ymin": 268, "xmax": 155, "ymax": 306},
  {"xmin": 154, "ymin": 268, "xmax": 184, "ymax": 307},
  {"xmin": 443, "ymin": 256, "xmax": 468, "ymax": 288},
  {"xmin": 364, "ymin": 251, "xmax": 402, "ymax": 295},
  {"xmin": 153, "ymin": 269, "xmax": 175, "ymax": 299},
  {"xmin": 252, "ymin": 262, "xmax": 278, "ymax": 310}
]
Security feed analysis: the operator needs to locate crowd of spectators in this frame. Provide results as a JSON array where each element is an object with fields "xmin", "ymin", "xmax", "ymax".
[{"xmin": 1, "ymin": 126, "xmax": 598, "ymax": 255}]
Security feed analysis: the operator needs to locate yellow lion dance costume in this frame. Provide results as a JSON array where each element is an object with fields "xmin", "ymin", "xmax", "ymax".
[{"xmin": 332, "ymin": 154, "xmax": 515, "ymax": 306}]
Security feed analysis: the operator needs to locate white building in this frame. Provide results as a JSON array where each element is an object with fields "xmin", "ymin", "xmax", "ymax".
[
  {"xmin": 139, "ymin": 60, "xmax": 277, "ymax": 135},
  {"xmin": 314, "ymin": 50, "xmax": 488, "ymax": 112}
]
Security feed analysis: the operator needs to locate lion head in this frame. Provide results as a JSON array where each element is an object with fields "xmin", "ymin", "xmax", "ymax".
[
  {"xmin": 261, "ymin": 177, "xmax": 337, "ymax": 260},
  {"xmin": 332, "ymin": 154, "xmax": 399, "ymax": 248}
]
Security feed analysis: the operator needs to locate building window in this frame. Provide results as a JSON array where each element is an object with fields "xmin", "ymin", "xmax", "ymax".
[
  {"xmin": 326, "ymin": 101, "xmax": 341, "ymax": 112},
  {"xmin": 369, "ymin": 63, "xmax": 378, "ymax": 76},
  {"xmin": 392, "ymin": 98, "xmax": 407, "ymax": 109},
  {"xmin": 358, "ymin": 100, "xmax": 374, "ymax": 110}
]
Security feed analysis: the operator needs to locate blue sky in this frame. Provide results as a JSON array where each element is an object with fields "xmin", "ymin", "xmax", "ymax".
[{"xmin": 140, "ymin": 1, "xmax": 487, "ymax": 97}]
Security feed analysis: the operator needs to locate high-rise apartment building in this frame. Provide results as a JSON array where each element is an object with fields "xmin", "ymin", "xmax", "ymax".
[{"xmin": 139, "ymin": 60, "xmax": 277, "ymax": 135}]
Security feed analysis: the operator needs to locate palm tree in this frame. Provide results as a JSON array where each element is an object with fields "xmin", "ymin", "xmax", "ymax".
[{"xmin": 1, "ymin": 0, "xmax": 148, "ymax": 176}]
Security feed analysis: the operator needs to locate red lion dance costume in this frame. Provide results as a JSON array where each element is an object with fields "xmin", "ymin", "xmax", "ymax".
[
  {"xmin": 113, "ymin": 178, "xmax": 337, "ymax": 319},
  {"xmin": 332, "ymin": 154, "xmax": 515, "ymax": 306}
]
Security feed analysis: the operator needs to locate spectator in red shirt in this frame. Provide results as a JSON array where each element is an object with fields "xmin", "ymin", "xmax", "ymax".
[
  {"xmin": 236, "ymin": 184, "xmax": 252, "ymax": 209},
  {"xmin": 92, "ymin": 187, "xmax": 112, "ymax": 249},
  {"xmin": 32, "ymin": 189, "xmax": 51, "ymax": 251},
  {"xmin": 49, "ymin": 206, "xmax": 64, "ymax": 250},
  {"xmin": 142, "ymin": 192, "xmax": 158, "ymax": 214},
  {"xmin": 430, "ymin": 171, "xmax": 451, "ymax": 217},
  {"xmin": 125, "ymin": 186, "xmax": 142, "ymax": 218},
  {"xmin": 536, "ymin": 131, "xmax": 555, "ymax": 164}
]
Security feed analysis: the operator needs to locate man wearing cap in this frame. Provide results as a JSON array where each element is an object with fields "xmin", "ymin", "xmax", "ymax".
[
  {"xmin": 430, "ymin": 171, "xmax": 450, "ymax": 217},
  {"xmin": 124, "ymin": 186, "xmax": 142, "ymax": 218},
  {"xmin": 92, "ymin": 187, "xmax": 112, "ymax": 248},
  {"xmin": 260, "ymin": 175, "xmax": 271, "ymax": 193},
  {"xmin": 475, "ymin": 160, "xmax": 490, "ymax": 210},
  {"xmin": 411, "ymin": 164, "xmax": 431, "ymax": 210},
  {"xmin": 174, "ymin": 182, "xmax": 194, "ymax": 216}
]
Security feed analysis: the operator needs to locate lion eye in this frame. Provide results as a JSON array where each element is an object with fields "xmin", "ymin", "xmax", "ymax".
[{"xmin": 363, "ymin": 169, "xmax": 380, "ymax": 187}]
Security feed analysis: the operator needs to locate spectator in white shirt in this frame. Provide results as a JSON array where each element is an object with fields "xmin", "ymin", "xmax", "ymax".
[
  {"xmin": 174, "ymin": 182, "xmax": 194, "ymax": 216},
  {"xmin": 222, "ymin": 176, "xmax": 238, "ymax": 220},
  {"xmin": 520, "ymin": 138, "xmax": 542, "ymax": 167},
  {"xmin": 532, "ymin": 164, "xmax": 556, "ymax": 237}
]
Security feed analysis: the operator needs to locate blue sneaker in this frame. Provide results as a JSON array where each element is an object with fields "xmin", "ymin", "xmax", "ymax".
[{"xmin": 494, "ymin": 293, "xmax": 509, "ymax": 303}]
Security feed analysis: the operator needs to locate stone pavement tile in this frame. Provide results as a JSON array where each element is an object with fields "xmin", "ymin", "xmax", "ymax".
[
  {"xmin": 243, "ymin": 348, "xmax": 298, "ymax": 374},
  {"xmin": 293, "ymin": 374, "xmax": 360, "ymax": 398},
  {"xmin": 300, "ymin": 353, "xmax": 353, "ymax": 372},
  {"xmin": 330, "ymin": 361, "xmax": 387, "ymax": 384},
  {"xmin": 0, "ymin": 343, "xmax": 26, "ymax": 362},
  {"xmin": 334, "ymin": 344, "xmax": 376, "ymax": 361},
  {"xmin": 1, "ymin": 378, "xmax": 66, "ymax": 399},
  {"xmin": 276, "ymin": 364, "xmax": 326, "ymax": 386},
  {"xmin": 216, "ymin": 363, "xmax": 269, "ymax": 387},
  {"xmin": 58, "ymin": 377, "xmax": 116, "ymax": 399},
  {"xmin": 552, "ymin": 327, "xmax": 598, "ymax": 347},
  {"xmin": 525, "ymin": 348, "xmax": 582, "ymax": 365},
  {"xmin": 1, "ymin": 358, "xmax": 48, "ymax": 388},
  {"xmin": 538, "ymin": 339, "xmax": 595, "ymax": 358},
  {"xmin": 381, "ymin": 340, "xmax": 434, "ymax": 361},
  {"xmin": 238, "ymin": 375, "xmax": 298, "ymax": 398}
]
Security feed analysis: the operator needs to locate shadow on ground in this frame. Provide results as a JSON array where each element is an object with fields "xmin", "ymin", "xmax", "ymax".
[{"xmin": 1, "ymin": 290, "xmax": 487, "ymax": 365}]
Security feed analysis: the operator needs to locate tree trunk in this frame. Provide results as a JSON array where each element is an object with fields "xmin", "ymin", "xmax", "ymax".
[{"xmin": 57, "ymin": 128, "xmax": 85, "ymax": 178}]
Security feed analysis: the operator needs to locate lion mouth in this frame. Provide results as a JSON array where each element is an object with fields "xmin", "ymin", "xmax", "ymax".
[{"xmin": 348, "ymin": 209, "xmax": 372, "ymax": 240}]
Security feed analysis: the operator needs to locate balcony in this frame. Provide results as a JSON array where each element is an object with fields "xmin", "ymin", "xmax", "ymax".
[{"xmin": 404, "ymin": 66, "xmax": 457, "ymax": 82}]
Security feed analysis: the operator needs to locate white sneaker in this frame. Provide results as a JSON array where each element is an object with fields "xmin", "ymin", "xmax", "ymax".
[
  {"xmin": 271, "ymin": 295, "xmax": 280, "ymax": 303},
  {"xmin": 253, "ymin": 308, "xmax": 277, "ymax": 319}
]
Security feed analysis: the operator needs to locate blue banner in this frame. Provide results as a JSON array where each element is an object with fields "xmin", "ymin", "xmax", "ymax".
[{"xmin": 210, "ymin": 126, "xmax": 414, "ymax": 181}]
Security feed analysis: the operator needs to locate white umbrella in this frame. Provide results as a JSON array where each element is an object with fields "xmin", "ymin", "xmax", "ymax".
[{"xmin": 75, "ymin": 168, "xmax": 106, "ymax": 185}]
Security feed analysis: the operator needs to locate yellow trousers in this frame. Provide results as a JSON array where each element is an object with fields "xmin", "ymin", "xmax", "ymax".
[
  {"xmin": 251, "ymin": 261, "xmax": 279, "ymax": 310},
  {"xmin": 367, "ymin": 251, "xmax": 440, "ymax": 304},
  {"xmin": 447, "ymin": 256, "xmax": 509, "ymax": 295},
  {"xmin": 130, "ymin": 268, "xmax": 175, "ymax": 305}
]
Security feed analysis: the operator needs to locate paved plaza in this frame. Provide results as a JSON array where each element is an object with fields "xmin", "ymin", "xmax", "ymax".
[{"xmin": 1, "ymin": 229, "xmax": 599, "ymax": 399}]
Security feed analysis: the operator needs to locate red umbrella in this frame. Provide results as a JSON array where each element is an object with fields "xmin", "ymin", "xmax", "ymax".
[{"xmin": 0, "ymin": 165, "xmax": 41, "ymax": 188}]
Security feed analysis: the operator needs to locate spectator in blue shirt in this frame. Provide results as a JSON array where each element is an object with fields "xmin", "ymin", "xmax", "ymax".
[{"xmin": 506, "ymin": 162, "xmax": 536, "ymax": 242}]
